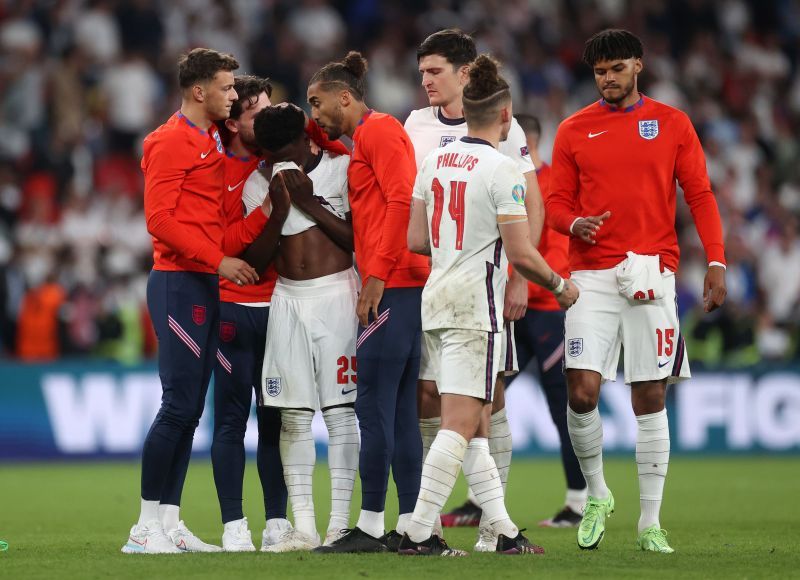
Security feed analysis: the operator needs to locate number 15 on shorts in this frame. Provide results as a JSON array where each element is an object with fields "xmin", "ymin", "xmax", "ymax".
[{"xmin": 337, "ymin": 355, "xmax": 357, "ymax": 384}]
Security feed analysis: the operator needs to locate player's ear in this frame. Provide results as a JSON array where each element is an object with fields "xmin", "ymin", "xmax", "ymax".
[
  {"xmin": 339, "ymin": 89, "xmax": 351, "ymax": 107},
  {"xmin": 192, "ymin": 83, "xmax": 205, "ymax": 103},
  {"xmin": 634, "ymin": 58, "xmax": 643, "ymax": 75},
  {"xmin": 457, "ymin": 64, "xmax": 470, "ymax": 85},
  {"xmin": 224, "ymin": 118, "xmax": 238, "ymax": 134}
]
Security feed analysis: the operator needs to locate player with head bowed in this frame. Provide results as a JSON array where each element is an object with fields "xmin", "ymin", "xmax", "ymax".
[
  {"xmin": 306, "ymin": 51, "xmax": 431, "ymax": 553},
  {"xmin": 123, "ymin": 48, "xmax": 249, "ymax": 554},
  {"xmin": 249, "ymin": 102, "xmax": 358, "ymax": 552},
  {"xmin": 403, "ymin": 29, "xmax": 545, "ymax": 548},
  {"xmin": 401, "ymin": 54, "xmax": 578, "ymax": 556},
  {"xmin": 547, "ymin": 29, "xmax": 727, "ymax": 553}
]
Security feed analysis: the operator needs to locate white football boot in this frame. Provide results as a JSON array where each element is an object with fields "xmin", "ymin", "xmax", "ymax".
[
  {"xmin": 121, "ymin": 520, "xmax": 183, "ymax": 554},
  {"xmin": 222, "ymin": 517, "xmax": 256, "ymax": 552},
  {"xmin": 262, "ymin": 528, "xmax": 320, "ymax": 552},
  {"xmin": 261, "ymin": 518, "xmax": 294, "ymax": 551},
  {"xmin": 473, "ymin": 525, "xmax": 498, "ymax": 552},
  {"xmin": 167, "ymin": 520, "xmax": 222, "ymax": 552}
]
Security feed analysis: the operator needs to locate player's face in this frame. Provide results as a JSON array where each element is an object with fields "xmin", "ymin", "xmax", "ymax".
[
  {"xmin": 307, "ymin": 83, "xmax": 346, "ymax": 140},
  {"xmin": 236, "ymin": 91, "xmax": 272, "ymax": 150},
  {"xmin": 418, "ymin": 54, "xmax": 468, "ymax": 108},
  {"xmin": 270, "ymin": 134, "xmax": 310, "ymax": 166},
  {"xmin": 203, "ymin": 70, "xmax": 238, "ymax": 121},
  {"xmin": 592, "ymin": 58, "xmax": 641, "ymax": 105}
]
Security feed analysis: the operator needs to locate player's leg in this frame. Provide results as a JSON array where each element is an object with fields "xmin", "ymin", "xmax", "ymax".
[
  {"xmin": 529, "ymin": 309, "xmax": 587, "ymax": 527},
  {"xmin": 256, "ymin": 405, "xmax": 291, "ymax": 550},
  {"xmin": 623, "ymin": 269, "xmax": 687, "ymax": 554},
  {"xmin": 417, "ymin": 339, "xmax": 441, "ymax": 463},
  {"xmin": 123, "ymin": 271, "xmax": 218, "ymax": 554},
  {"xmin": 211, "ymin": 303, "xmax": 263, "ymax": 551},
  {"xmin": 261, "ymin": 281, "xmax": 320, "ymax": 552},
  {"xmin": 564, "ymin": 268, "xmax": 623, "ymax": 550}
]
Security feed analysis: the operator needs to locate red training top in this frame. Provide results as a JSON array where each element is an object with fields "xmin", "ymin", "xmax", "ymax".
[
  {"xmin": 348, "ymin": 110, "xmax": 429, "ymax": 287},
  {"xmin": 143, "ymin": 111, "xmax": 227, "ymax": 273},
  {"xmin": 219, "ymin": 154, "xmax": 277, "ymax": 303},
  {"xmin": 527, "ymin": 163, "xmax": 570, "ymax": 310},
  {"xmin": 547, "ymin": 96, "xmax": 725, "ymax": 273}
]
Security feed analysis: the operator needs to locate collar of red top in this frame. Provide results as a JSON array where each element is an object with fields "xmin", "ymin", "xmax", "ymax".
[
  {"xmin": 225, "ymin": 149, "xmax": 252, "ymax": 162},
  {"xmin": 357, "ymin": 109, "xmax": 374, "ymax": 126},
  {"xmin": 599, "ymin": 95, "xmax": 645, "ymax": 113},
  {"xmin": 460, "ymin": 136, "xmax": 494, "ymax": 148},
  {"xmin": 437, "ymin": 107, "xmax": 465, "ymax": 126},
  {"xmin": 176, "ymin": 111, "xmax": 215, "ymax": 136}
]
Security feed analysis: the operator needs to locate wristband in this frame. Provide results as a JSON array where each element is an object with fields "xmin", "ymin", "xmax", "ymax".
[
  {"xmin": 552, "ymin": 275, "xmax": 565, "ymax": 296},
  {"xmin": 708, "ymin": 261, "xmax": 726, "ymax": 270}
]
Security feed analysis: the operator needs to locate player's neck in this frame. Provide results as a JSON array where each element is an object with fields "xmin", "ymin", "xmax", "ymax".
[
  {"xmin": 227, "ymin": 136, "xmax": 253, "ymax": 159},
  {"xmin": 440, "ymin": 100, "xmax": 464, "ymax": 120},
  {"xmin": 179, "ymin": 102, "xmax": 213, "ymax": 131},
  {"xmin": 606, "ymin": 88, "xmax": 641, "ymax": 110},
  {"xmin": 345, "ymin": 102, "xmax": 371, "ymax": 138},
  {"xmin": 466, "ymin": 126, "xmax": 501, "ymax": 149}
]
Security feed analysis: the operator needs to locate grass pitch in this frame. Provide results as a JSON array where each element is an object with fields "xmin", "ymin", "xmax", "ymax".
[{"xmin": 0, "ymin": 456, "xmax": 795, "ymax": 579}]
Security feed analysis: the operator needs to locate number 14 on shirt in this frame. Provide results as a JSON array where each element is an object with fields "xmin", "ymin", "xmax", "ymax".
[{"xmin": 431, "ymin": 178, "xmax": 466, "ymax": 250}]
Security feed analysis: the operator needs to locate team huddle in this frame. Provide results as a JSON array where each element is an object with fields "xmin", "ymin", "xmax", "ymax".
[{"xmin": 122, "ymin": 28, "xmax": 727, "ymax": 557}]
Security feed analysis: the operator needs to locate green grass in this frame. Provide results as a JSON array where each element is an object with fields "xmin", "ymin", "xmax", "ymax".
[{"xmin": 0, "ymin": 457, "xmax": 795, "ymax": 579}]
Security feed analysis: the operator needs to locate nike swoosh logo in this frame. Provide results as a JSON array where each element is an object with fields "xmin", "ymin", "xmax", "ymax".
[
  {"xmin": 227, "ymin": 180, "xmax": 243, "ymax": 191},
  {"xmin": 341, "ymin": 387, "xmax": 357, "ymax": 395},
  {"xmin": 588, "ymin": 131, "xmax": 608, "ymax": 139},
  {"xmin": 581, "ymin": 520, "xmax": 598, "ymax": 545},
  {"xmin": 200, "ymin": 149, "xmax": 212, "ymax": 159},
  {"xmin": 658, "ymin": 360, "xmax": 670, "ymax": 368}
]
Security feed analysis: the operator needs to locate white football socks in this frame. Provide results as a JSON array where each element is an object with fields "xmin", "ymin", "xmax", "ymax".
[
  {"xmin": 138, "ymin": 499, "xmax": 160, "ymax": 527},
  {"xmin": 280, "ymin": 409, "xmax": 317, "ymax": 539},
  {"xmin": 356, "ymin": 510, "xmax": 384, "ymax": 539},
  {"xmin": 488, "ymin": 408, "xmax": 512, "ymax": 489},
  {"xmin": 464, "ymin": 437, "xmax": 517, "ymax": 539},
  {"xmin": 407, "ymin": 430, "xmax": 467, "ymax": 542},
  {"xmin": 567, "ymin": 406, "xmax": 609, "ymax": 500},
  {"xmin": 636, "ymin": 409, "xmax": 670, "ymax": 532},
  {"xmin": 322, "ymin": 406, "xmax": 359, "ymax": 533},
  {"xmin": 419, "ymin": 416, "xmax": 441, "ymax": 463},
  {"xmin": 159, "ymin": 504, "xmax": 179, "ymax": 533},
  {"xmin": 566, "ymin": 487, "xmax": 588, "ymax": 514}
]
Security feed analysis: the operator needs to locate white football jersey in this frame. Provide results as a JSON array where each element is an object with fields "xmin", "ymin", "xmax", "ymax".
[
  {"xmin": 404, "ymin": 106, "xmax": 535, "ymax": 173},
  {"xmin": 413, "ymin": 137, "xmax": 528, "ymax": 332},
  {"xmin": 243, "ymin": 153, "xmax": 350, "ymax": 235}
]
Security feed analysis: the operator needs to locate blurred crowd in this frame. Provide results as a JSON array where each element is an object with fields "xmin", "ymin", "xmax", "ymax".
[{"xmin": 0, "ymin": 0, "xmax": 798, "ymax": 365}]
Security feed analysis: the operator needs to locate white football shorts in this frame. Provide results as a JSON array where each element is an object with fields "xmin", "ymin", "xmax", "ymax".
[
  {"xmin": 423, "ymin": 328, "xmax": 503, "ymax": 401},
  {"xmin": 261, "ymin": 268, "xmax": 359, "ymax": 409},
  {"xmin": 564, "ymin": 265, "xmax": 690, "ymax": 385},
  {"xmin": 419, "ymin": 321, "xmax": 517, "ymax": 382}
]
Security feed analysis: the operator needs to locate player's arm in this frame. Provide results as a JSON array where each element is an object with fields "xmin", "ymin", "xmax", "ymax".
[
  {"xmin": 546, "ymin": 125, "xmax": 611, "ymax": 243},
  {"xmin": 144, "ymin": 137, "xmax": 258, "ymax": 284},
  {"xmin": 407, "ymin": 197, "xmax": 430, "ymax": 256},
  {"xmin": 240, "ymin": 169, "xmax": 290, "ymax": 273},
  {"xmin": 279, "ymin": 169, "xmax": 354, "ymax": 252},
  {"xmin": 305, "ymin": 115, "xmax": 350, "ymax": 156},
  {"xmin": 499, "ymin": 217, "xmax": 577, "ymax": 309},
  {"xmin": 221, "ymin": 183, "xmax": 269, "ymax": 257},
  {"xmin": 675, "ymin": 114, "xmax": 727, "ymax": 312}
]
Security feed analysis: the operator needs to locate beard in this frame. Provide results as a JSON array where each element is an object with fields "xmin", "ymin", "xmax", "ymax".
[
  {"xmin": 599, "ymin": 78, "xmax": 635, "ymax": 104},
  {"xmin": 239, "ymin": 128, "xmax": 260, "ymax": 154},
  {"xmin": 321, "ymin": 105, "xmax": 346, "ymax": 140}
]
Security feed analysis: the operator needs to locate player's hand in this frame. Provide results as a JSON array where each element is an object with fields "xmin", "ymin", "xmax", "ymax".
[
  {"xmin": 703, "ymin": 264, "xmax": 727, "ymax": 312},
  {"xmin": 572, "ymin": 211, "xmax": 611, "ymax": 244},
  {"xmin": 218, "ymin": 256, "xmax": 259, "ymax": 286},
  {"xmin": 266, "ymin": 171, "xmax": 290, "ymax": 220},
  {"xmin": 503, "ymin": 270, "xmax": 528, "ymax": 321},
  {"xmin": 357, "ymin": 276, "xmax": 385, "ymax": 327},
  {"xmin": 280, "ymin": 169, "xmax": 316, "ymax": 211},
  {"xmin": 556, "ymin": 279, "xmax": 579, "ymax": 309}
]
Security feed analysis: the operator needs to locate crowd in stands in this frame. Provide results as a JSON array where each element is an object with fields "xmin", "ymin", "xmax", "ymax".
[{"xmin": 0, "ymin": 0, "xmax": 797, "ymax": 365}]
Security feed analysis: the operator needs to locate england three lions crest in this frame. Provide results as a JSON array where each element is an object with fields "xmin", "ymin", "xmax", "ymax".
[{"xmin": 638, "ymin": 120, "xmax": 659, "ymax": 140}]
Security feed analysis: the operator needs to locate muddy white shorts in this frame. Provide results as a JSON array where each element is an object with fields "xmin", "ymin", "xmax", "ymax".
[
  {"xmin": 564, "ymin": 265, "xmax": 690, "ymax": 385},
  {"xmin": 261, "ymin": 268, "xmax": 359, "ymax": 409},
  {"xmin": 423, "ymin": 328, "xmax": 503, "ymax": 401}
]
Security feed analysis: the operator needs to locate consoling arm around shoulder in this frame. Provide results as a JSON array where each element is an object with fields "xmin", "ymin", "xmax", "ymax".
[{"xmin": 407, "ymin": 198, "xmax": 431, "ymax": 256}]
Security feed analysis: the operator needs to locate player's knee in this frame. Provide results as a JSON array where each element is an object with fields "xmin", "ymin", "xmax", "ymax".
[
  {"xmin": 213, "ymin": 421, "xmax": 246, "ymax": 444},
  {"xmin": 631, "ymin": 383, "xmax": 666, "ymax": 415},
  {"xmin": 280, "ymin": 409, "xmax": 313, "ymax": 436},
  {"xmin": 567, "ymin": 387, "xmax": 599, "ymax": 414},
  {"xmin": 418, "ymin": 379, "xmax": 441, "ymax": 418}
]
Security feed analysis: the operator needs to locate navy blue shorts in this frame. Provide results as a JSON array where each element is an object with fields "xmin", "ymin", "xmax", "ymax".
[{"xmin": 508, "ymin": 309, "xmax": 566, "ymax": 390}]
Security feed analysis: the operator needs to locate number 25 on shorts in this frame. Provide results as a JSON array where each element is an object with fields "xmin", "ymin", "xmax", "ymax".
[{"xmin": 337, "ymin": 355, "xmax": 357, "ymax": 384}]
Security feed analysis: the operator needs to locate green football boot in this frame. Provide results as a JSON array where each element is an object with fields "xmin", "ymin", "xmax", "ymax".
[
  {"xmin": 577, "ymin": 490, "xmax": 614, "ymax": 549},
  {"xmin": 636, "ymin": 525, "xmax": 675, "ymax": 553}
]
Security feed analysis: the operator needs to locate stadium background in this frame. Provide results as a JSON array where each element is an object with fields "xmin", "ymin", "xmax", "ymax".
[{"xmin": 0, "ymin": 0, "xmax": 797, "ymax": 460}]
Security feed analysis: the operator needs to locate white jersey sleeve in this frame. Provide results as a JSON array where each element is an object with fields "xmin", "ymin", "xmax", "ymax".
[
  {"xmin": 498, "ymin": 118, "xmax": 536, "ymax": 174},
  {"xmin": 242, "ymin": 163, "xmax": 269, "ymax": 217},
  {"xmin": 491, "ymin": 158, "xmax": 529, "ymax": 217}
]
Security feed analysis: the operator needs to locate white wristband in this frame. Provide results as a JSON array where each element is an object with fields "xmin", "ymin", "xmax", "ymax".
[
  {"xmin": 552, "ymin": 276, "xmax": 565, "ymax": 296},
  {"xmin": 708, "ymin": 261, "xmax": 726, "ymax": 270},
  {"xmin": 569, "ymin": 217, "xmax": 582, "ymax": 235}
]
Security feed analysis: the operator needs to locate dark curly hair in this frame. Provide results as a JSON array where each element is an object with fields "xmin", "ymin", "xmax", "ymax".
[
  {"xmin": 309, "ymin": 51, "xmax": 369, "ymax": 101},
  {"xmin": 462, "ymin": 54, "xmax": 511, "ymax": 128},
  {"xmin": 253, "ymin": 104, "xmax": 306, "ymax": 153},
  {"xmin": 582, "ymin": 29, "xmax": 644, "ymax": 67},
  {"xmin": 177, "ymin": 47, "xmax": 239, "ymax": 88}
]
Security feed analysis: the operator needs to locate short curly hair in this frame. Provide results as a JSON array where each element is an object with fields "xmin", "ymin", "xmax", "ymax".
[{"xmin": 253, "ymin": 104, "xmax": 306, "ymax": 153}]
